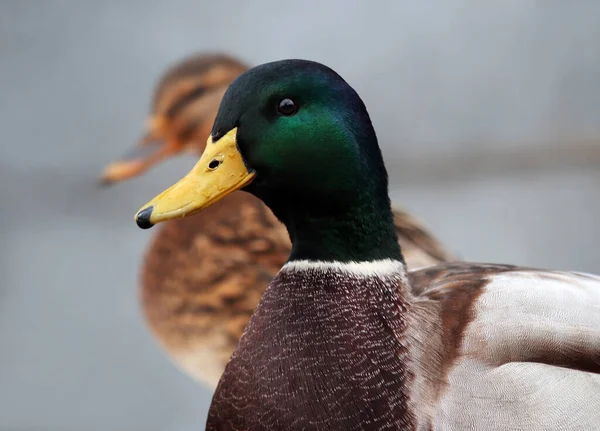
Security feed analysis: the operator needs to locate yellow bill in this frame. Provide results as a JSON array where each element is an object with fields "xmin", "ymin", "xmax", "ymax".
[{"xmin": 134, "ymin": 128, "xmax": 255, "ymax": 229}]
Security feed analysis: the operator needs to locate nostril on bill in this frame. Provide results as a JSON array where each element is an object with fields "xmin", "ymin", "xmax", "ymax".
[{"xmin": 208, "ymin": 159, "xmax": 221, "ymax": 170}]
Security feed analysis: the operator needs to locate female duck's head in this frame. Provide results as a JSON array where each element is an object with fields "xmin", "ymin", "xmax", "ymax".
[
  {"xmin": 135, "ymin": 59, "xmax": 400, "ymax": 262},
  {"xmin": 100, "ymin": 53, "xmax": 248, "ymax": 185}
]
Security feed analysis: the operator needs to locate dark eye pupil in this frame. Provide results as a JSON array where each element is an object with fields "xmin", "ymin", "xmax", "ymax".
[{"xmin": 278, "ymin": 98, "xmax": 297, "ymax": 116}]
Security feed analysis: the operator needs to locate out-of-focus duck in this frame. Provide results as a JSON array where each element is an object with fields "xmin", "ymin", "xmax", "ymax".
[{"xmin": 100, "ymin": 52, "xmax": 455, "ymax": 388}]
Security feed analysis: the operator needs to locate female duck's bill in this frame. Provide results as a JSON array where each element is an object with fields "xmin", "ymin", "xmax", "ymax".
[
  {"xmin": 134, "ymin": 128, "xmax": 255, "ymax": 229},
  {"xmin": 100, "ymin": 117, "xmax": 176, "ymax": 185}
]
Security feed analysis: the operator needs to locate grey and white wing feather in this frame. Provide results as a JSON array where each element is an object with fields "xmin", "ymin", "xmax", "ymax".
[{"xmin": 435, "ymin": 269, "xmax": 600, "ymax": 430}]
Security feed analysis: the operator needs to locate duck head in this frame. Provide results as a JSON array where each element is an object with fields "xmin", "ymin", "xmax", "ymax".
[
  {"xmin": 99, "ymin": 53, "xmax": 248, "ymax": 185},
  {"xmin": 135, "ymin": 59, "xmax": 400, "ymax": 262}
]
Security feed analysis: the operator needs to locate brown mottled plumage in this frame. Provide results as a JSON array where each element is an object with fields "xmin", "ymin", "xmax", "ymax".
[{"xmin": 101, "ymin": 52, "xmax": 454, "ymax": 387}]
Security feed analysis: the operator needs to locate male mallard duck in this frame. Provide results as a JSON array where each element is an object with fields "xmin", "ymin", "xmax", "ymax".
[
  {"xmin": 135, "ymin": 59, "xmax": 600, "ymax": 430},
  {"xmin": 101, "ymin": 53, "xmax": 454, "ymax": 388}
]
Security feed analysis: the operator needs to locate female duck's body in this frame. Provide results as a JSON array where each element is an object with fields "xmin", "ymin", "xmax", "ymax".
[{"xmin": 134, "ymin": 59, "xmax": 600, "ymax": 430}]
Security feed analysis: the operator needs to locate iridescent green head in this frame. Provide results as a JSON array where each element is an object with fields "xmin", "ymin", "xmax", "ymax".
[{"xmin": 135, "ymin": 59, "xmax": 402, "ymax": 262}]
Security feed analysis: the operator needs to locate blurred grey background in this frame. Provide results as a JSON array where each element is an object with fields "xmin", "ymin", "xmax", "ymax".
[{"xmin": 1, "ymin": 1, "xmax": 599, "ymax": 430}]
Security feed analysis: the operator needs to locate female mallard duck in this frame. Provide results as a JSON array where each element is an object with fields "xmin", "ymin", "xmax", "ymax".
[
  {"xmin": 135, "ymin": 59, "xmax": 600, "ymax": 430},
  {"xmin": 101, "ymin": 53, "xmax": 454, "ymax": 388}
]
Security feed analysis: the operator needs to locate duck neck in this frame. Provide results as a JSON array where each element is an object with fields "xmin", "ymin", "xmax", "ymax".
[
  {"xmin": 263, "ymin": 187, "xmax": 404, "ymax": 264},
  {"xmin": 224, "ymin": 165, "xmax": 416, "ymax": 428}
]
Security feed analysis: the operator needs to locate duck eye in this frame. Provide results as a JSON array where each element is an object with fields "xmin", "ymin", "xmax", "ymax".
[{"xmin": 277, "ymin": 98, "xmax": 297, "ymax": 116}]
